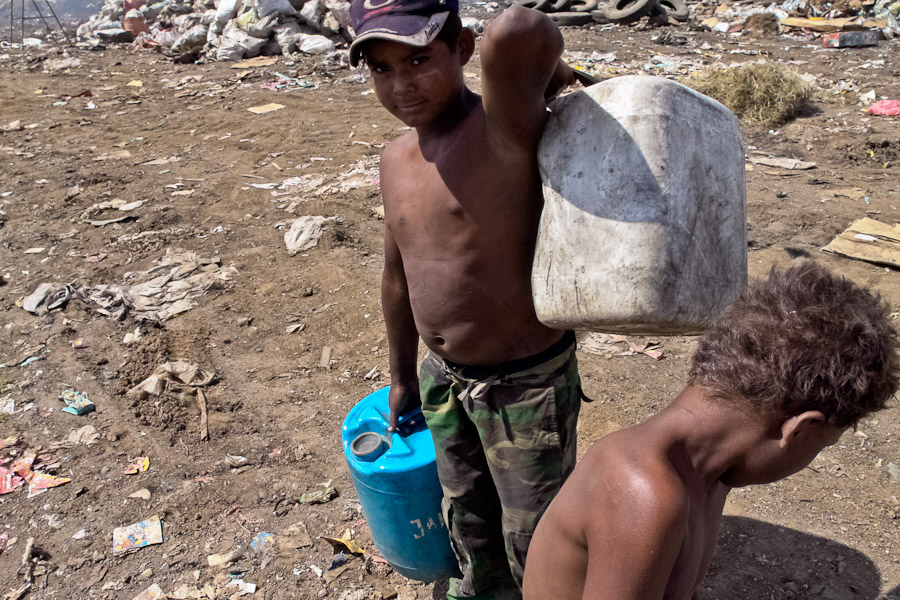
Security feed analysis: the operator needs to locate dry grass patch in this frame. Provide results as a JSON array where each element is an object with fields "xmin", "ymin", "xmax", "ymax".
[{"xmin": 685, "ymin": 63, "xmax": 817, "ymax": 126}]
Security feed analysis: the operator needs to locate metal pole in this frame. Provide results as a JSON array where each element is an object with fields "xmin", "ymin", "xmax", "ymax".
[
  {"xmin": 30, "ymin": 0, "xmax": 52, "ymax": 35},
  {"xmin": 21, "ymin": 0, "xmax": 25, "ymax": 49},
  {"xmin": 41, "ymin": 0, "xmax": 70, "ymax": 44},
  {"xmin": 10, "ymin": 0, "xmax": 15, "ymax": 48}
]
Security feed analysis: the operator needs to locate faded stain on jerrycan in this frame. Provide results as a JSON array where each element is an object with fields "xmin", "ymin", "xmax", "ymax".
[
  {"xmin": 342, "ymin": 387, "xmax": 460, "ymax": 582},
  {"xmin": 534, "ymin": 75, "xmax": 748, "ymax": 335}
]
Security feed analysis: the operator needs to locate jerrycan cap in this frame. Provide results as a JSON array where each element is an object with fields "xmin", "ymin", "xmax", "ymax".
[{"xmin": 351, "ymin": 431, "xmax": 386, "ymax": 460}]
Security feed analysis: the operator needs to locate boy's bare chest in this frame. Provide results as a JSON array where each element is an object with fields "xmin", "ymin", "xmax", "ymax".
[{"xmin": 383, "ymin": 141, "xmax": 542, "ymax": 242}]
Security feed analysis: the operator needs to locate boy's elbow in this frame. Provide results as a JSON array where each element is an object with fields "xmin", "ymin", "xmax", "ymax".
[{"xmin": 484, "ymin": 5, "xmax": 563, "ymax": 59}]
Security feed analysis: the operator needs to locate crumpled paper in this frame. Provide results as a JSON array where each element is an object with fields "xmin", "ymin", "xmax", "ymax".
[
  {"xmin": 127, "ymin": 360, "xmax": 216, "ymax": 400},
  {"xmin": 21, "ymin": 249, "xmax": 237, "ymax": 322},
  {"xmin": 284, "ymin": 216, "xmax": 334, "ymax": 256}
]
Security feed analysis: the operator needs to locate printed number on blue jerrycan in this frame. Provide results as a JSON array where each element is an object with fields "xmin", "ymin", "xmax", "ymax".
[{"xmin": 342, "ymin": 386, "xmax": 460, "ymax": 582}]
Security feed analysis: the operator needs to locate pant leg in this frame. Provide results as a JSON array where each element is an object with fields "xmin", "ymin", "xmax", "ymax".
[
  {"xmin": 420, "ymin": 355, "xmax": 520, "ymax": 600},
  {"xmin": 468, "ymin": 352, "xmax": 582, "ymax": 590}
]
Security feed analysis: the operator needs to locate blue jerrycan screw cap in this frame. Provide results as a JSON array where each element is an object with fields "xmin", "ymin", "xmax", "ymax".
[{"xmin": 351, "ymin": 431, "xmax": 385, "ymax": 460}]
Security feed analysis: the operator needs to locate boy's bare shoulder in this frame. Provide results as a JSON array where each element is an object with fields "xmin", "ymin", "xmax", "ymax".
[
  {"xmin": 381, "ymin": 130, "xmax": 418, "ymax": 170},
  {"xmin": 581, "ymin": 431, "xmax": 690, "ymax": 530}
]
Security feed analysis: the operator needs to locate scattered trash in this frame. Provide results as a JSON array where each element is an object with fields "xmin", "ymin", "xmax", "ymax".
[
  {"xmin": 123, "ymin": 327, "xmax": 143, "ymax": 345},
  {"xmin": 72, "ymin": 529, "xmax": 87, "ymax": 540},
  {"xmin": 251, "ymin": 532, "xmax": 275, "ymax": 553},
  {"xmin": 284, "ymin": 215, "xmax": 332, "ymax": 256},
  {"xmin": 248, "ymin": 103, "xmax": 285, "ymax": 114},
  {"xmin": 128, "ymin": 360, "xmax": 215, "ymax": 400},
  {"xmin": 321, "ymin": 530, "xmax": 364, "ymax": 555},
  {"xmin": 869, "ymin": 99, "xmax": 900, "ymax": 116},
  {"xmin": 113, "ymin": 515, "xmax": 163, "ymax": 555},
  {"xmin": 21, "ymin": 283, "xmax": 57, "ymax": 313},
  {"xmin": 124, "ymin": 457, "xmax": 150, "ymax": 475},
  {"xmin": 207, "ymin": 550, "xmax": 240, "ymax": 567},
  {"xmin": 232, "ymin": 56, "xmax": 278, "ymax": 68},
  {"xmin": 198, "ymin": 388, "xmax": 210, "ymax": 442},
  {"xmin": 59, "ymin": 389, "xmax": 96, "ymax": 416},
  {"xmin": 28, "ymin": 472, "xmax": 71, "ymax": 497},
  {"xmin": 580, "ymin": 333, "xmax": 665, "ymax": 360},
  {"xmin": 888, "ymin": 462, "xmax": 900, "ymax": 485},
  {"xmin": 329, "ymin": 552, "xmax": 350, "ymax": 570},
  {"xmin": 71, "ymin": 338, "xmax": 90, "ymax": 349},
  {"xmin": 822, "ymin": 217, "xmax": 900, "ymax": 268},
  {"xmin": 67, "ymin": 425, "xmax": 100, "ymax": 446},
  {"xmin": 748, "ymin": 156, "xmax": 816, "ymax": 170},
  {"xmin": 278, "ymin": 522, "xmax": 313, "ymax": 550},
  {"xmin": 129, "ymin": 488, "xmax": 152, "ymax": 501},
  {"xmin": 132, "ymin": 583, "xmax": 165, "ymax": 600},
  {"xmin": 0, "ymin": 396, "xmax": 14, "ymax": 415},
  {"xmin": 300, "ymin": 480, "xmax": 338, "ymax": 504},
  {"xmin": 822, "ymin": 30, "xmax": 880, "ymax": 47},
  {"xmin": 225, "ymin": 454, "xmax": 249, "ymax": 468},
  {"xmin": 226, "ymin": 579, "xmax": 257, "ymax": 596}
]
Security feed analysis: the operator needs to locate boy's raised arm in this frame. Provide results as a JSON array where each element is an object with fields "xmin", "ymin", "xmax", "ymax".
[
  {"xmin": 480, "ymin": 5, "xmax": 572, "ymax": 148},
  {"xmin": 382, "ymin": 226, "xmax": 420, "ymax": 431}
]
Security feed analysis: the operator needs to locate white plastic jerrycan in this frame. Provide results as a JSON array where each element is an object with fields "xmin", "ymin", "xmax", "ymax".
[{"xmin": 534, "ymin": 75, "xmax": 747, "ymax": 334}]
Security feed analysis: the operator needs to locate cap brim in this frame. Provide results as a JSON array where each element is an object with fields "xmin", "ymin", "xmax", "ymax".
[{"xmin": 350, "ymin": 11, "xmax": 449, "ymax": 67}]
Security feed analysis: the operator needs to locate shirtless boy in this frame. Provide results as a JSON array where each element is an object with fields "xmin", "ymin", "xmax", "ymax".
[
  {"xmin": 349, "ymin": 1, "xmax": 580, "ymax": 598},
  {"xmin": 523, "ymin": 261, "xmax": 899, "ymax": 600}
]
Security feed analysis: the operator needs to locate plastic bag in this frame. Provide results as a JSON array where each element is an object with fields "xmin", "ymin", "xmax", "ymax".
[
  {"xmin": 217, "ymin": 19, "xmax": 267, "ymax": 59},
  {"xmin": 297, "ymin": 33, "xmax": 334, "ymax": 54},
  {"xmin": 172, "ymin": 23, "xmax": 209, "ymax": 51},
  {"xmin": 255, "ymin": 0, "xmax": 298, "ymax": 19},
  {"xmin": 76, "ymin": 22, "xmax": 94, "ymax": 41},
  {"xmin": 274, "ymin": 18, "xmax": 304, "ymax": 53},
  {"xmin": 299, "ymin": 0, "xmax": 326, "ymax": 28},
  {"xmin": 141, "ymin": 1, "xmax": 169, "ymax": 22},
  {"xmin": 246, "ymin": 13, "xmax": 280, "ymax": 37},
  {"xmin": 869, "ymin": 99, "xmax": 900, "ymax": 116},
  {"xmin": 210, "ymin": 0, "xmax": 240, "ymax": 33},
  {"xmin": 324, "ymin": 0, "xmax": 351, "ymax": 31},
  {"xmin": 154, "ymin": 27, "xmax": 179, "ymax": 46},
  {"xmin": 200, "ymin": 9, "xmax": 217, "ymax": 25}
]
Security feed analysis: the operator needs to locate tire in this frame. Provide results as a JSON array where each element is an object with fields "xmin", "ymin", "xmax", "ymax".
[
  {"xmin": 570, "ymin": 0, "xmax": 599, "ymax": 12},
  {"xmin": 590, "ymin": 8, "xmax": 610, "ymax": 22},
  {"xmin": 657, "ymin": 0, "xmax": 689, "ymax": 21},
  {"xmin": 548, "ymin": 10, "xmax": 594, "ymax": 24},
  {"xmin": 647, "ymin": 3, "xmax": 671, "ymax": 25},
  {"xmin": 548, "ymin": 0, "xmax": 573, "ymax": 12},
  {"xmin": 516, "ymin": 0, "xmax": 554, "ymax": 12},
  {"xmin": 604, "ymin": 0, "xmax": 657, "ymax": 24}
]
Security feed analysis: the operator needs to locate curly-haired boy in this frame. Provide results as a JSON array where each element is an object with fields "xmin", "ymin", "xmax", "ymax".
[{"xmin": 523, "ymin": 261, "xmax": 899, "ymax": 600}]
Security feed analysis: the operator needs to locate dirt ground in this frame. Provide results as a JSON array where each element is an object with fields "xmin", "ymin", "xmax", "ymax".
[{"xmin": 1, "ymin": 7, "xmax": 900, "ymax": 600}]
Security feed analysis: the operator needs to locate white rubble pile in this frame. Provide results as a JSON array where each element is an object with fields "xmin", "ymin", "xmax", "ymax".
[{"xmin": 77, "ymin": 0, "xmax": 351, "ymax": 61}]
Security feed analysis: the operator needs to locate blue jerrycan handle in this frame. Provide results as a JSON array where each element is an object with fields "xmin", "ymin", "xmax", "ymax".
[{"xmin": 393, "ymin": 406, "xmax": 425, "ymax": 437}]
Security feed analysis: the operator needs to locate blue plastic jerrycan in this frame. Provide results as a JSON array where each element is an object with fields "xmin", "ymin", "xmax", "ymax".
[{"xmin": 342, "ymin": 386, "xmax": 460, "ymax": 582}]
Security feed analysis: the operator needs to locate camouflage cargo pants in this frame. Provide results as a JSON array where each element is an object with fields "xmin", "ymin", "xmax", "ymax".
[{"xmin": 419, "ymin": 331, "xmax": 582, "ymax": 600}]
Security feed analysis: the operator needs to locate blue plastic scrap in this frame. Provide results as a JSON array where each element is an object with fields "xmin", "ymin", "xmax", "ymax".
[{"xmin": 59, "ymin": 389, "xmax": 96, "ymax": 415}]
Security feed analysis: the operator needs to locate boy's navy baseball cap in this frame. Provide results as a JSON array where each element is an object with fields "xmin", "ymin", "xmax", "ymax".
[{"xmin": 349, "ymin": 0, "xmax": 459, "ymax": 67}]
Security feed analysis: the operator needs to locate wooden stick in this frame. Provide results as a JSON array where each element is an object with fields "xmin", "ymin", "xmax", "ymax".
[{"xmin": 197, "ymin": 388, "xmax": 209, "ymax": 442}]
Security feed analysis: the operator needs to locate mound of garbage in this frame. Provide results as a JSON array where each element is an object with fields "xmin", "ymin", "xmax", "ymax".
[{"xmin": 76, "ymin": 0, "xmax": 352, "ymax": 61}]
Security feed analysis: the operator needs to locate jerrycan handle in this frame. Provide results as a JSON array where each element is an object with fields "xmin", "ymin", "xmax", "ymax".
[{"xmin": 393, "ymin": 406, "xmax": 425, "ymax": 438}]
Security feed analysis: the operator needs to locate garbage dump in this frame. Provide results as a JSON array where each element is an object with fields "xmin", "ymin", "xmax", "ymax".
[
  {"xmin": 697, "ymin": 0, "xmax": 898, "ymax": 39},
  {"xmin": 76, "ymin": 0, "xmax": 352, "ymax": 61}
]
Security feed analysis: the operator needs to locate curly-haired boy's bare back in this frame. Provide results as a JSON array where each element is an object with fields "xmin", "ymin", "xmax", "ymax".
[{"xmin": 524, "ymin": 262, "xmax": 899, "ymax": 600}]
